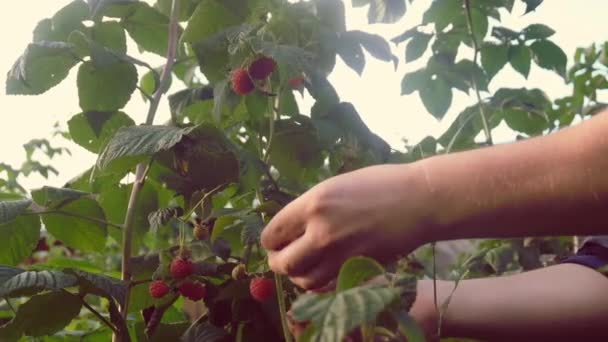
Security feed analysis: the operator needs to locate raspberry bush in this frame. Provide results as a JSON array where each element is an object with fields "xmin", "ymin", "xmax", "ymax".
[{"xmin": 0, "ymin": 0, "xmax": 605, "ymax": 341}]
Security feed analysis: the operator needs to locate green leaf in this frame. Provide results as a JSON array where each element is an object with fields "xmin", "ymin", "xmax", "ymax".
[
  {"xmin": 419, "ymin": 77, "xmax": 452, "ymax": 119},
  {"xmin": 33, "ymin": 0, "xmax": 89, "ymax": 42},
  {"xmin": 140, "ymin": 68, "xmax": 172, "ymax": 101},
  {"xmin": 68, "ymin": 111, "xmax": 136, "ymax": 153},
  {"xmin": 96, "ymin": 125, "xmax": 195, "ymax": 174},
  {"xmin": 346, "ymin": 30, "xmax": 392, "ymax": 62},
  {"xmin": 522, "ymin": 0, "xmax": 543, "ymax": 14},
  {"xmin": 151, "ymin": 125, "xmax": 240, "ymax": 199},
  {"xmin": 393, "ymin": 311, "xmax": 426, "ymax": 342},
  {"xmin": 422, "ymin": 0, "xmax": 462, "ymax": 31},
  {"xmin": 77, "ymin": 61, "xmax": 138, "ymax": 112},
  {"xmin": 470, "ymin": 8, "xmax": 488, "ymax": 43},
  {"xmin": 480, "ymin": 42, "xmax": 508, "ymax": 79},
  {"xmin": 155, "ymin": 0, "xmax": 200, "ymax": 21},
  {"xmin": 0, "ymin": 200, "xmax": 32, "ymax": 224},
  {"xmin": 182, "ymin": 0, "xmax": 243, "ymax": 43},
  {"xmin": 491, "ymin": 26, "xmax": 519, "ymax": 42},
  {"xmin": 337, "ymin": 33, "xmax": 366, "ymax": 75},
  {"xmin": 0, "ymin": 291, "xmax": 81, "ymax": 340},
  {"xmin": 41, "ymin": 198, "xmax": 107, "ymax": 253},
  {"xmin": 336, "ymin": 256, "xmax": 385, "ymax": 291},
  {"xmin": 316, "ymin": 0, "xmax": 346, "ymax": 32},
  {"xmin": 401, "ymin": 69, "xmax": 428, "ymax": 95},
  {"xmin": 213, "ymin": 79, "xmax": 240, "ymax": 122},
  {"xmin": 391, "ymin": 27, "xmax": 419, "ymax": 45},
  {"xmin": 99, "ymin": 182, "xmax": 159, "ymax": 249},
  {"xmin": 279, "ymin": 87, "xmax": 299, "ymax": 116},
  {"xmin": 88, "ymin": 0, "xmax": 139, "ymax": 18},
  {"xmin": 269, "ymin": 117, "xmax": 324, "ymax": 182},
  {"xmin": 0, "ymin": 266, "xmax": 25, "ymax": 286},
  {"xmin": 291, "ymin": 286, "xmax": 400, "ymax": 342},
  {"xmin": 530, "ymin": 40, "xmax": 567, "ymax": 77},
  {"xmin": 0, "ymin": 201, "xmax": 40, "ymax": 266},
  {"xmin": 66, "ymin": 268, "xmax": 127, "ymax": 306},
  {"xmin": 509, "ymin": 44, "xmax": 531, "ymax": 78},
  {"xmin": 455, "ymin": 60, "xmax": 488, "ymax": 92},
  {"xmin": 240, "ymin": 214, "xmax": 264, "ymax": 245},
  {"xmin": 91, "ymin": 21, "xmax": 127, "ymax": 53},
  {"xmin": 31, "ymin": 186, "xmax": 90, "ymax": 208},
  {"xmin": 367, "ymin": 0, "xmax": 407, "ymax": 24},
  {"xmin": 0, "ymin": 270, "xmax": 77, "ymax": 297},
  {"xmin": 6, "ymin": 42, "xmax": 78, "ymax": 95},
  {"xmin": 522, "ymin": 23, "xmax": 555, "ymax": 40},
  {"xmin": 405, "ymin": 32, "xmax": 432, "ymax": 62},
  {"xmin": 122, "ymin": 2, "xmax": 172, "ymax": 56},
  {"xmin": 503, "ymin": 108, "xmax": 548, "ymax": 135}
]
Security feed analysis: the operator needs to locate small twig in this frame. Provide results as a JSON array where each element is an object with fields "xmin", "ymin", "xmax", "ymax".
[
  {"xmin": 263, "ymin": 94, "xmax": 277, "ymax": 163},
  {"xmin": 275, "ymin": 273, "xmax": 293, "ymax": 342},
  {"xmin": 136, "ymin": 85, "xmax": 154, "ymax": 102},
  {"xmin": 3, "ymin": 297, "xmax": 16, "ymax": 315},
  {"xmin": 145, "ymin": 0, "xmax": 181, "ymax": 125},
  {"xmin": 80, "ymin": 296, "xmax": 118, "ymax": 334},
  {"xmin": 182, "ymin": 310, "xmax": 209, "ymax": 337},
  {"xmin": 129, "ymin": 278, "xmax": 153, "ymax": 287},
  {"xmin": 182, "ymin": 183, "xmax": 226, "ymax": 220},
  {"xmin": 464, "ymin": 0, "xmax": 493, "ymax": 146},
  {"xmin": 118, "ymin": 0, "xmax": 181, "ymax": 322}
]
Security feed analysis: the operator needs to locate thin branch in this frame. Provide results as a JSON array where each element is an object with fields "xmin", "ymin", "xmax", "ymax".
[
  {"xmin": 136, "ymin": 85, "xmax": 154, "ymax": 102},
  {"xmin": 145, "ymin": 0, "xmax": 181, "ymax": 125},
  {"xmin": 80, "ymin": 297, "xmax": 118, "ymax": 334},
  {"xmin": 119, "ymin": 0, "xmax": 181, "ymax": 320},
  {"xmin": 275, "ymin": 273, "xmax": 293, "ymax": 342},
  {"xmin": 35, "ymin": 211, "xmax": 123, "ymax": 230},
  {"xmin": 129, "ymin": 278, "xmax": 152, "ymax": 287},
  {"xmin": 182, "ymin": 310, "xmax": 209, "ymax": 338},
  {"xmin": 464, "ymin": 0, "xmax": 493, "ymax": 146},
  {"xmin": 3, "ymin": 297, "xmax": 16, "ymax": 315},
  {"xmin": 263, "ymin": 94, "xmax": 277, "ymax": 163},
  {"xmin": 182, "ymin": 183, "xmax": 226, "ymax": 220}
]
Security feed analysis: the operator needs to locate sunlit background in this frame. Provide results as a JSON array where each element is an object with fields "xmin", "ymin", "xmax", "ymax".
[{"xmin": 1, "ymin": 1, "xmax": 607, "ymax": 191}]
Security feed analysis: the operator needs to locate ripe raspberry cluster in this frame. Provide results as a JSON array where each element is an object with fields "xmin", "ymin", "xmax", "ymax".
[
  {"xmin": 148, "ymin": 256, "xmax": 206, "ymax": 302},
  {"xmin": 230, "ymin": 55, "xmax": 276, "ymax": 95}
]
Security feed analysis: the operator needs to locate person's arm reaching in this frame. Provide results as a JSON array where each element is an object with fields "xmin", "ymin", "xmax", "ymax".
[
  {"xmin": 422, "ymin": 109, "xmax": 608, "ymax": 241},
  {"xmin": 411, "ymin": 263, "xmax": 608, "ymax": 341},
  {"xmin": 261, "ymin": 111, "xmax": 608, "ymax": 289}
]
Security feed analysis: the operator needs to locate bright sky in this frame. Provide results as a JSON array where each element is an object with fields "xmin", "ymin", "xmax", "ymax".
[{"xmin": 1, "ymin": 1, "xmax": 606, "ymax": 191}]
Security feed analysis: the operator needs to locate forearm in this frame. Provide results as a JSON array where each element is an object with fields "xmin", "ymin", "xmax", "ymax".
[
  {"xmin": 415, "ymin": 264, "xmax": 608, "ymax": 341},
  {"xmin": 420, "ymin": 111, "xmax": 608, "ymax": 241}
]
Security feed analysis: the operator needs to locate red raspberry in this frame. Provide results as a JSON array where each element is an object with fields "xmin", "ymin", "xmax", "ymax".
[
  {"xmin": 248, "ymin": 56, "xmax": 276, "ymax": 80},
  {"xmin": 148, "ymin": 280, "xmax": 170, "ymax": 298},
  {"xmin": 249, "ymin": 278, "xmax": 275, "ymax": 302},
  {"xmin": 231, "ymin": 68, "xmax": 255, "ymax": 95},
  {"xmin": 178, "ymin": 280, "xmax": 206, "ymax": 301},
  {"xmin": 170, "ymin": 258, "xmax": 194, "ymax": 279},
  {"xmin": 288, "ymin": 76, "xmax": 305, "ymax": 88}
]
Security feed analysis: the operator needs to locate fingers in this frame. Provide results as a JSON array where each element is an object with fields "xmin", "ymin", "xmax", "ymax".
[
  {"xmin": 267, "ymin": 232, "xmax": 322, "ymax": 276},
  {"xmin": 261, "ymin": 198, "xmax": 306, "ymax": 251},
  {"xmin": 288, "ymin": 255, "xmax": 344, "ymax": 290}
]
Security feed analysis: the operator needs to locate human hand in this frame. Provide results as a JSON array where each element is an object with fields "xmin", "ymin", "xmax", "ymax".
[{"xmin": 261, "ymin": 164, "xmax": 434, "ymax": 290}]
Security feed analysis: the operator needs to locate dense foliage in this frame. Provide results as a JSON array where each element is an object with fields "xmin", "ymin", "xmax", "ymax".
[{"xmin": 1, "ymin": 0, "xmax": 606, "ymax": 341}]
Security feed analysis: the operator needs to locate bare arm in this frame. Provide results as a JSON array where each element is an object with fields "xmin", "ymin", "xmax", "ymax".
[
  {"xmin": 261, "ymin": 111, "xmax": 608, "ymax": 290},
  {"xmin": 412, "ymin": 264, "xmax": 608, "ymax": 341},
  {"xmin": 422, "ymin": 110, "xmax": 608, "ymax": 241}
]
